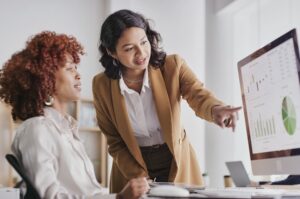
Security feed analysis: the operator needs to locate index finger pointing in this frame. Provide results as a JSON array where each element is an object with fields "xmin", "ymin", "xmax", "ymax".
[{"xmin": 227, "ymin": 106, "xmax": 242, "ymax": 112}]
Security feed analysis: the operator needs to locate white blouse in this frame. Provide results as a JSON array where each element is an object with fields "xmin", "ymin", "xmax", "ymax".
[
  {"xmin": 119, "ymin": 69, "xmax": 165, "ymax": 147},
  {"xmin": 11, "ymin": 107, "xmax": 116, "ymax": 199}
]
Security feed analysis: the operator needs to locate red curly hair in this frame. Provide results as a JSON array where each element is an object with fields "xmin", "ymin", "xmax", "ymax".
[{"xmin": 0, "ymin": 31, "xmax": 84, "ymax": 121}]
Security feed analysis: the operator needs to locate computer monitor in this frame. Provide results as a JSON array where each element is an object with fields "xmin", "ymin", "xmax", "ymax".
[{"xmin": 238, "ymin": 29, "xmax": 300, "ymax": 175}]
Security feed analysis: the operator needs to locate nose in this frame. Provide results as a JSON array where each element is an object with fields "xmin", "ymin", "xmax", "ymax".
[
  {"xmin": 135, "ymin": 46, "xmax": 144, "ymax": 57},
  {"xmin": 75, "ymin": 71, "xmax": 81, "ymax": 80}
]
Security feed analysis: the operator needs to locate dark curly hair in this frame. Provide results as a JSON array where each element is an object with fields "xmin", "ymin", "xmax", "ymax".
[
  {"xmin": 99, "ymin": 9, "xmax": 166, "ymax": 79},
  {"xmin": 0, "ymin": 31, "xmax": 84, "ymax": 121}
]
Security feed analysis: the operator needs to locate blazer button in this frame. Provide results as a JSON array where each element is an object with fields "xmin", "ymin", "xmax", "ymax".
[{"xmin": 178, "ymin": 138, "xmax": 182, "ymax": 144}]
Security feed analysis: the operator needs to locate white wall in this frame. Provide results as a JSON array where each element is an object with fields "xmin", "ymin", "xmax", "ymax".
[
  {"xmin": 206, "ymin": 0, "xmax": 300, "ymax": 187},
  {"xmin": 0, "ymin": 0, "xmax": 107, "ymax": 98},
  {"xmin": 106, "ymin": 0, "xmax": 207, "ymax": 172},
  {"xmin": 0, "ymin": 0, "xmax": 106, "ymax": 186}
]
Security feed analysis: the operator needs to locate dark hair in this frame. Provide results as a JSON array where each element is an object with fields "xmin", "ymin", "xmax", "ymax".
[
  {"xmin": 0, "ymin": 31, "xmax": 84, "ymax": 121},
  {"xmin": 99, "ymin": 9, "xmax": 166, "ymax": 79}
]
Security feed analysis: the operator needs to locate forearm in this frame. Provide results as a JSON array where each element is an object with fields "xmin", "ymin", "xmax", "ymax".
[{"xmin": 179, "ymin": 62, "xmax": 224, "ymax": 121}]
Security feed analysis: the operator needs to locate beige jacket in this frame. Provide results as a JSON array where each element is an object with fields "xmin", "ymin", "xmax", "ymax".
[{"xmin": 92, "ymin": 54, "xmax": 224, "ymax": 193}]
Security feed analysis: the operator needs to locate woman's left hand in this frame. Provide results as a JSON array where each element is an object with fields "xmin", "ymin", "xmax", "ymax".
[{"xmin": 211, "ymin": 105, "xmax": 242, "ymax": 132}]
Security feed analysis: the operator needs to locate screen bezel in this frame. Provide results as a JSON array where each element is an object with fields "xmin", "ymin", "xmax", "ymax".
[{"xmin": 238, "ymin": 29, "xmax": 300, "ymax": 161}]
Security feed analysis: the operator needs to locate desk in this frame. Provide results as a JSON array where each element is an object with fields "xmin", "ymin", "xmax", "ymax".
[
  {"xmin": 146, "ymin": 185, "xmax": 300, "ymax": 198},
  {"xmin": 146, "ymin": 196, "xmax": 273, "ymax": 199}
]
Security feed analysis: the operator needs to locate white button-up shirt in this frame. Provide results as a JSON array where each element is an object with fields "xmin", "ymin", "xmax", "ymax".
[
  {"xmin": 120, "ymin": 69, "xmax": 165, "ymax": 147},
  {"xmin": 11, "ymin": 107, "xmax": 116, "ymax": 199}
]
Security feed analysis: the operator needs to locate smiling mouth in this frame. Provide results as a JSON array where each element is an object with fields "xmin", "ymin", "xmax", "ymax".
[
  {"xmin": 135, "ymin": 58, "xmax": 147, "ymax": 65},
  {"xmin": 74, "ymin": 83, "xmax": 81, "ymax": 90}
]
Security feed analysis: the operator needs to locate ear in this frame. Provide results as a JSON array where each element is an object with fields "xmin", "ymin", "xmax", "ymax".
[{"xmin": 106, "ymin": 48, "xmax": 118, "ymax": 60}]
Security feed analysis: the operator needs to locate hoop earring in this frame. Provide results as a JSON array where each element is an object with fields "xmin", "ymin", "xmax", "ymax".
[{"xmin": 44, "ymin": 95, "xmax": 54, "ymax": 106}]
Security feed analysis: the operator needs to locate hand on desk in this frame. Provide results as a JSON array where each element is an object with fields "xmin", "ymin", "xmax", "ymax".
[
  {"xmin": 117, "ymin": 177, "xmax": 149, "ymax": 199},
  {"xmin": 212, "ymin": 105, "xmax": 242, "ymax": 132}
]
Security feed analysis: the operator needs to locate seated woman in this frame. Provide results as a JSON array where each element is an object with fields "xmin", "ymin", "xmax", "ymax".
[{"xmin": 0, "ymin": 31, "xmax": 149, "ymax": 199}]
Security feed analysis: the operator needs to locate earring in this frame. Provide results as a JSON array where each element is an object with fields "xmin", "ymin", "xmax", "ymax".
[
  {"xmin": 112, "ymin": 59, "xmax": 119, "ymax": 67},
  {"xmin": 44, "ymin": 95, "xmax": 54, "ymax": 106}
]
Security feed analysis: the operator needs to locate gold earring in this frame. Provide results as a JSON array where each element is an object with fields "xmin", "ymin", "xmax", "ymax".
[{"xmin": 44, "ymin": 95, "xmax": 54, "ymax": 106}]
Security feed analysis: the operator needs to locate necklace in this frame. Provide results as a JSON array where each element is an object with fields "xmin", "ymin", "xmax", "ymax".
[{"xmin": 123, "ymin": 76, "xmax": 143, "ymax": 83}]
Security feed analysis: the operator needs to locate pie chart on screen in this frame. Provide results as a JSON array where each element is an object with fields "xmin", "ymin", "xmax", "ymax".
[{"xmin": 282, "ymin": 96, "xmax": 296, "ymax": 135}]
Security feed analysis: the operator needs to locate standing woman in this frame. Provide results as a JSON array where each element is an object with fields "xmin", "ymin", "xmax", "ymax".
[
  {"xmin": 93, "ymin": 9, "xmax": 241, "ymax": 193},
  {"xmin": 0, "ymin": 31, "xmax": 148, "ymax": 199}
]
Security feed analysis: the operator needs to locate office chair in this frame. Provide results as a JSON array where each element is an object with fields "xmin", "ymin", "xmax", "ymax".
[{"xmin": 5, "ymin": 154, "xmax": 41, "ymax": 199}]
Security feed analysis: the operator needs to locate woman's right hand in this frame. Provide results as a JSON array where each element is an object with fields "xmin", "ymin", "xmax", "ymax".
[
  {"xmin": 211, "ymin": 105, "xmax": 242, "ymax": 132},
  {"xmin": 117, "ymin": 177, "xmax": 149, "ymax": 199}
]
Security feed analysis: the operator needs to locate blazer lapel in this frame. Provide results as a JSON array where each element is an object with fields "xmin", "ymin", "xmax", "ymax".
[
  {"xmin": 111, "ymin": 80, "xmax": 146, "ymax": 170},
  {"xmin": 149, "ymin": 67, "xmax": 174, "ymax": 153}
]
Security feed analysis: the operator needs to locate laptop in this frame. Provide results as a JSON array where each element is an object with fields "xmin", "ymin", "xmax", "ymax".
[{"xmin": 225, "ymin": 161, "xmax": 251, "ymax": 187}]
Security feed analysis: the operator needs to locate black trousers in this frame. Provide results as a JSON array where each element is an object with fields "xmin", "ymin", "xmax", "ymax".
[{"xmin": 140, "ymin": 143, "xmax": 173, "ymax": 182}]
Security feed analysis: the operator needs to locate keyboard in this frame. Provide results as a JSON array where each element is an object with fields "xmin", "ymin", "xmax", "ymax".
[{"xmin": 192, "ymin": 187, "xmax": 300, "ymax": 198}]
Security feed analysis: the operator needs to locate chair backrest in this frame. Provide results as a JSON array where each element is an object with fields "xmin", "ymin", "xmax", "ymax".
[{"xmin": 5, "ymin": 154, "xmax": 41, "ymax": 199}]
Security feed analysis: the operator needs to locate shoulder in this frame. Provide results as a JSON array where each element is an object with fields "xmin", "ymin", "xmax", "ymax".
[
  {"xmin": 92, "ymin": 71, "xmax": 112, "ymax": 97},
  {"xmin": 93, "ymin": 72, "xmax": 109, "ymax": 85},
  {"xmin": 164, "ymin": 54, "xmax": 185, "ymax": 68},
  {"xmin": 160, "ymin": 54, "xmax": 186, "ymax": 76},
  {"xmin": 18, "ymin": 116, "xmax": 48, "ymax": 134},
  {"xmin": 12, "ymin": 116, "xmax": 56, "ymax": 152},
  {"xmin": 92, "ymin": 72, "xmax": 111, "ymax": 92},
  {"xmin": 14, "ymin": 116, "xmax": 57, "ymax": 144},
  {"xmin": 92, "ymin": 72, "xmax": 114, "ymax": 109}
]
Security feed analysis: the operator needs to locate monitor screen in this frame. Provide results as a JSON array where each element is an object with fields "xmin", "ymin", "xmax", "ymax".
[{"xmin": 238, "ymin": 29, "xmax": 300, "ymax": 175}]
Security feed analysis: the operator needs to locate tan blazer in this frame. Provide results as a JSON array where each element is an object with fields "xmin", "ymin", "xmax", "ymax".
[{"xmin": 92, "ymin": 54, "xmax": 224, "ymax": 193}]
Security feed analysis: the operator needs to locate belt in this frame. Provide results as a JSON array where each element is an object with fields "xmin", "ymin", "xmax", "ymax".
[{"xmin": 140, "ymin": 143, "xmax": 168, "ymax": 151}]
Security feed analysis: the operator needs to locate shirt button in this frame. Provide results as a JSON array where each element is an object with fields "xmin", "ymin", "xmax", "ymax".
[{"xmin": 178, "ymin": 138, "xmax": 182, "ymax": 144}]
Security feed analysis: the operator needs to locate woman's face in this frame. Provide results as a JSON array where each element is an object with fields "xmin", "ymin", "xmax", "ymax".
[
  {"xmin": 112, "ymin": 27, "xmax": 151, "ymax": 73},
  {"xmin": 53, "ymin": 54, "xmax": 81, "ymax": 103}
]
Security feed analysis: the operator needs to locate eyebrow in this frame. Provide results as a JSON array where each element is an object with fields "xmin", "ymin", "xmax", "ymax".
[{"xmin": 121, "ymin": 36, "xmax": 147, "ymax": 48}]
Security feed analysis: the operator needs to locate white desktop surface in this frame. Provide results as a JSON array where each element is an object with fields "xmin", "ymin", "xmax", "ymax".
[
  {"xmin": 0, "ymin": 188, "xmax": 19, "ymax": 199},
  {"xmin": 146, "ymin": 185, "xmax": 300, "ymax": 198},
  {"xmin": 194, "ymin": 186, "xmax": 300, "ymax": 198}
]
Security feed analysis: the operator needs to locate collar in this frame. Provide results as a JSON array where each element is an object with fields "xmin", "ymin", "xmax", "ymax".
[
  {"xmin": 119, "ymin": 67, "xmax": 150, "ymax": 95},
  {"xmin": 44, "ymin": 107, "xmax": 80, "ymax": 140}
]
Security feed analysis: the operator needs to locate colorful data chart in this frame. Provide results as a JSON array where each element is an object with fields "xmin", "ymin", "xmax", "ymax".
[{"xmin": 282, "ymin": 96, "xmax": 297, "ymax": 135}]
